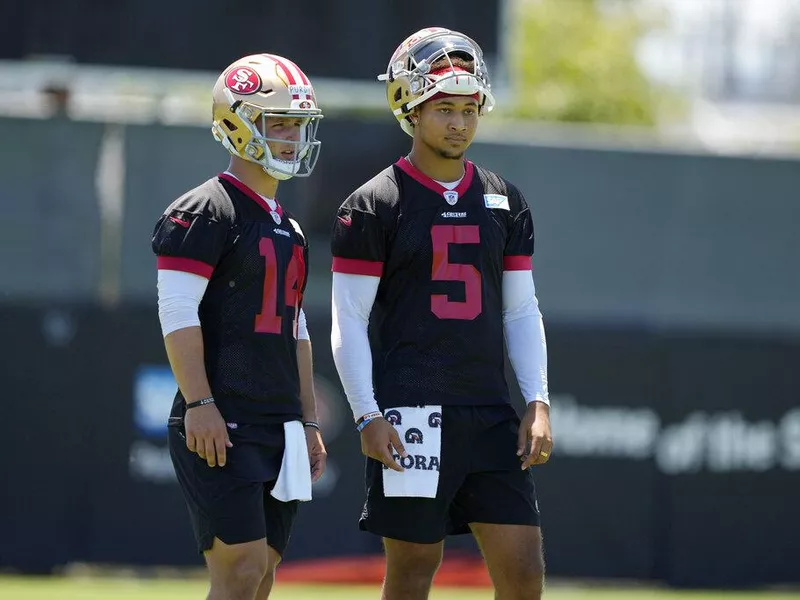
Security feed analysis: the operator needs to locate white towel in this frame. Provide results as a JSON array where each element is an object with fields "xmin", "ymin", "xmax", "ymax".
[
  {"xmin": 270, "ymin": 420, "xmax": 312, "ymax": 502},
  {"xmin": 382, "ymin": 406, "xmax": 443, "ymax": 498}
]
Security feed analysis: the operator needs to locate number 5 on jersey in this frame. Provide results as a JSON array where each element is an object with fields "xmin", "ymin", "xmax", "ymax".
[{"xmin": 431, "ymin": 225, "xmax": 482, "ymax": 320}]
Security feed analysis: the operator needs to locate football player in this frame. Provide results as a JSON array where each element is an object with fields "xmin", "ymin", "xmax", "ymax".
[
  {"xmin": 331, "ymin": 28, "xmax": 552, "ymax": 600},
  {"xmin": 152, "ymin": 54, "xmax": 326, "ymax": 600}
]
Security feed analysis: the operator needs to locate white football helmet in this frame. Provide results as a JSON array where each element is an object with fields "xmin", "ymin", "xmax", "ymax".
[
  {"xmin": 378, "ymin": 27, "xmax": 495, "ymax": 137},
  {"xmin": 211, "ymin": 54, "xmax": 323, "ymax": 180}
]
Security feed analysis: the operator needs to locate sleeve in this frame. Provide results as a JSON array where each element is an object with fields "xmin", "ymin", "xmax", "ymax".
[
  {"xmin": 285, "ymin": 212, "xmax": 310, "ymax": 301},
  {"xmin": 330, "ymin": 191, "xmax": 389, "ymax": 277},
  {"xmin": 299, "ymin": 241, "xmax": 310, "ymax": 298},
  {"xmin": 297, "ymin": 308, "xmax": 310, "ymax": 341},
  {"xmin": 503, "ymin": 188, "xmax": 535, "ymax": 272},
  {"xmin": 157, "ymin": 269, "xmax": 209, "ymax": 337},
  {"xmin": 331, "ymin": 272, "xmax": 382, "ymax": 421},
  {"xmin": 502, "ymin": 270, "xmax": 549, "ymax": 405},
  {"xmin": 151, "ymin": 192, "xmax": 231, "ymax": 279}
]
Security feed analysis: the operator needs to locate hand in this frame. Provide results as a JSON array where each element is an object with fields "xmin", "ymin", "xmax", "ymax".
[
  {"xmin": 305, "ymin": 426, "xmax": 327, "ymax": 483},
  {"xmin": 184, "ymin": 403, "xmax": 232, "ymax": 468},
  {"xmin": 360, "ymin": 417, "xmax": 407, "ymax": 472},
  {"xmin": 517, "ymin": 401, "xmax": 553, "ymax": 469}
]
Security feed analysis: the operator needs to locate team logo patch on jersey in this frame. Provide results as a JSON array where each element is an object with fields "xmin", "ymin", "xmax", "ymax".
[
  {"xmin": 484, "ymin": 194, "xmax": 510, "ymax": 210},
  {"xmin": 443, "ymin": 190, "xmax": 459, "ymax": 205},
  {"xmin": 385, "ymin": 410, "xmax": 402, "ymax": 425},
  {"xmin": 270, "ymin": 211, "xmax": 281, "ymax": 224},
  {"xmin": 225, "ymin": 67, "xmax": 262, "ymax": 95},
  {"xmin": 405, "ymin": 428, "xmax": 424, "ymax": 444}
]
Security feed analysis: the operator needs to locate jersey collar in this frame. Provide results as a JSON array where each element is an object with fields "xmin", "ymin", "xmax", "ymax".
[
  {"xmin": 218, "ymin": 172, "xmax": 284, "ymax": 217},
  {"xmin": 395, "ymin": 157, "xmax": 474, "ymax": 198}
]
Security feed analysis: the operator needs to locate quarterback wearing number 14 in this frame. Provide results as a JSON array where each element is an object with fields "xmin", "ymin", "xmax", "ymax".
[
  {"xmin": 330, "ymin": 27, "xmax": 553, "ymax": 600},
  {"xmin": 151, "ymin": 54, "xmax": 327, "ymax": 600}
]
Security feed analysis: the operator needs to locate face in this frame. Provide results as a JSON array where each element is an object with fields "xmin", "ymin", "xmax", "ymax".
[
  {"xmin": 415, "ymin": 96, "xmax": 479, "ymax": 159},
  {"xmin": 258, "ymin": 115, "xmax": 308, "ymax": 161}
]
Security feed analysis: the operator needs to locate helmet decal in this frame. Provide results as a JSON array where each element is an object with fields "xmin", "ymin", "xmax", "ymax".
[{"xmin": 224, "ymin": 67, "xmax": 262, "ymax": 95}]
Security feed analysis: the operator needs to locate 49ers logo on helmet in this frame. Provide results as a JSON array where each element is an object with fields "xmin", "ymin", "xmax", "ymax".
[{"xmin": 225, "ymin": 67, "xmax": 261, "ymax": 95}]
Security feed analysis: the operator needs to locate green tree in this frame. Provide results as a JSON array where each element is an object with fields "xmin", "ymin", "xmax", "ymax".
[{"xmin": 508, "ymin": 0, "xmax": 662, "ymax": 125}]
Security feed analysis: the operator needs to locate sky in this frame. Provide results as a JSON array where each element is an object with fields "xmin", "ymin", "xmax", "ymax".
[{"xmin": 633, "ymin": 0, "xmax": 799, "ymax": 100}]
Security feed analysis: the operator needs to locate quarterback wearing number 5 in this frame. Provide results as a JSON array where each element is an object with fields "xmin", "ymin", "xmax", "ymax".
[{"xmin": 330, "ymin": 27, "xmax": 553, "ymax": 600}]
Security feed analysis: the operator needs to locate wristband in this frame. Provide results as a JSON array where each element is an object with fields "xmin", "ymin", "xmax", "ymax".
[
  {"xmin": 303, "ymin": 421, "xmax": 321, "ymax": 431},
  {"xmin": 357, "ymin": 414, "xmax": 383, "ymax": 432},
  {"xmin": 356, "ymin": 411, "xmax": 382, "ymax": 428},
  {"xmin": 186, "ymin": 396, "xmax": 215, "ymax": 410}
]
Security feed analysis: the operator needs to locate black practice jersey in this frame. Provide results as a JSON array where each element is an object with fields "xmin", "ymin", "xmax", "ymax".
[
  {"xmin": 331, "ymin": 158, "xmax": 534, "ymax": 409},
  {"xmin": 152, "ymin": 173, "xmax": 309, "ymax": 424}
]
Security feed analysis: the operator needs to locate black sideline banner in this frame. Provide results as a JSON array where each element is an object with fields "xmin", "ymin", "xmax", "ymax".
[{"xmin": 1, "ymin": 305, "xmax": 797, "ymax": 588}]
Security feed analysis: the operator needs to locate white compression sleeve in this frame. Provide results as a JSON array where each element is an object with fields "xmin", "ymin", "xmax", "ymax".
[
  {"xmin": 502, "ymin": 270, "xmax": 550, "ymax": 405},
  {"xmin": 331, "ymin": 272, "xmax": 381, "ymax": 421},
  {"xmin": 297, "ymin": 308, "xmax": 310, "ymax": 341},
  {"xmin": 157, "ymin": 269, "xmax": 209, "ymax": 337}
]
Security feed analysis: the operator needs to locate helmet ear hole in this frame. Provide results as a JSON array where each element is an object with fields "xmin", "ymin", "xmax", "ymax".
[
  {"xmin": 394, "ymin": 88, "xmax": 403, "ymax": 102},
  {"xmin": 223, "ymin": 119, "xmax": 238, "ymax": 132}
]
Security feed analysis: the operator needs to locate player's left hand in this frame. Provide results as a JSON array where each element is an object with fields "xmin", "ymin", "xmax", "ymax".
[
  {"xmin": 517, "ymin": 401, "xmax": 553, "ymax": 469},
  {"xmin": 305, "ymin": 426, "xmax": 327, "ymax": 482}
]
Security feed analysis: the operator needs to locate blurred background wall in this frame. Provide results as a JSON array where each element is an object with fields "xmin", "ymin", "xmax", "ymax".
[{"xmin": 0, "ymin": 0, "xmax": 798, "ymax": 590}]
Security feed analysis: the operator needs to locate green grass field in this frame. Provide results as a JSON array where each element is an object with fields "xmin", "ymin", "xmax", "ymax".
[{"xmin": 1, "ymin": 577, "xmax": 798, "ymax": 600}]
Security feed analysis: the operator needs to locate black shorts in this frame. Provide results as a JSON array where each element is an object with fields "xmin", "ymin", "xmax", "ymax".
[
  {"xmin": 359, "ymin": 404, "xmax": 540, "ymax": 544},
  {"xmin": 168, "ymin": 422, "xmax": 298, "ymax": 556}
]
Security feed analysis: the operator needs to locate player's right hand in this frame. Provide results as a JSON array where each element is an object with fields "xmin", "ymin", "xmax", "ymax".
[
  {"xmin": 184, "ymin": 403, "xmax": 233, "ymax": 468},
  {"xmin": 360, "ymin": 418, "xmax": 407, "ymax": 472}
]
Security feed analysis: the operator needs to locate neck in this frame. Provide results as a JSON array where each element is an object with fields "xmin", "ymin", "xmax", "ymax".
[
  {"xmin": 407, "ymin": 142, "xmax": 465, "ymax": 182},
  {"xmin": 227, "ymin": 158, "xmax": 279, "ymax": 198}
]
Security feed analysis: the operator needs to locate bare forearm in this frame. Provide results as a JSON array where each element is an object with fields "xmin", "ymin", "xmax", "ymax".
[
  {"xmin": 163, "ymin": 326, "xmax": 213, "ymax": 404},
  {"xmin": 297, "ymin": 339, "xmax": 318, "ymax": 422}
]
